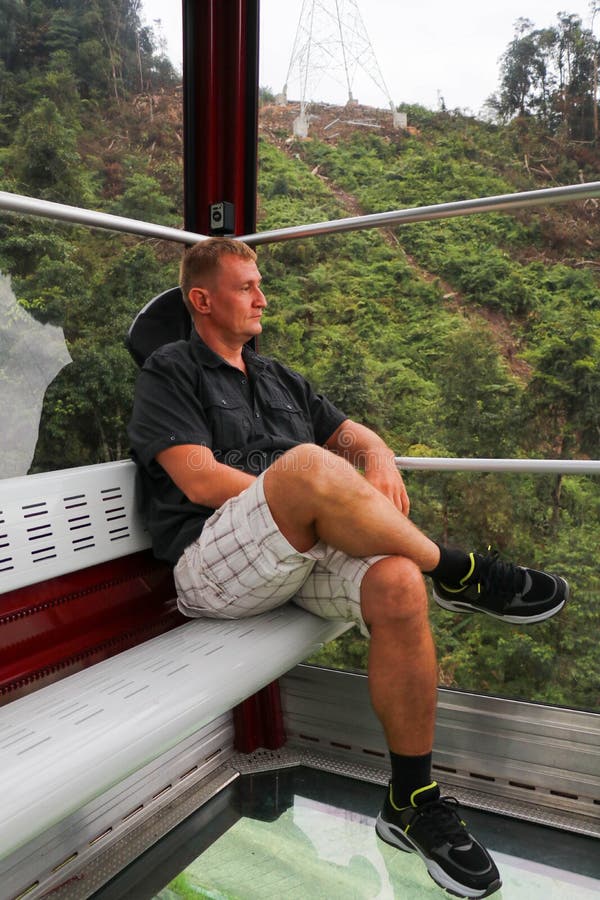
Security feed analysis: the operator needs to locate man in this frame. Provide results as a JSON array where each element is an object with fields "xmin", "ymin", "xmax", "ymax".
[{"xmin": 128, "ymin": 238, "xmax": 568, "ymax": 899}]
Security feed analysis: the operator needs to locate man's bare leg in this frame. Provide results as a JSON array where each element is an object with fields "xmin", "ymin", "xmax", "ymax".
[
  {"xmin": 263, "ymin": 445, "xmax": 508, "ymax": 896},
  {"xmin": 263, "ymin": 443, "xmax": 440, "ymax": 569},
  {"xmin": 263, "ymin": 444, "xmax": 439, "ymax": 757},
  {"xmin": 360, "ymin": 556, "xmax": 437, "ymax": 755},
  {"xmin": 364, "ymin": 558, "xmax": 502, "ymax": 897}
]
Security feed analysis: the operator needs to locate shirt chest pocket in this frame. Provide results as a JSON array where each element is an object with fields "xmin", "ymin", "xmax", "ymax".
[
  {"xmin": 205, "ymin": 396, "xmax": 253, "ymax": 451},
  {"xmin": 266, "ymin": 392, "xmax": 314, "ymax": 443}
]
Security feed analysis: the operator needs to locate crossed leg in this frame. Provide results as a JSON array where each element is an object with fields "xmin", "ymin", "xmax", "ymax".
[{"xmin": 263, "ymin": 443, "xmax": 439, "ymax": 755}]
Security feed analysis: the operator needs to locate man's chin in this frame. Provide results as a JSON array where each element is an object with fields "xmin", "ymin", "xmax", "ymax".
[{"xmin": 242, "ymin": 324, "xmax": 262, "ymax": 344}]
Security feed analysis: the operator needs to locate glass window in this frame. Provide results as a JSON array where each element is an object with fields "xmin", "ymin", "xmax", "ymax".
[
  {"xmin": 255, "ymin": 121, "xmax": 600, "ymax": 714},
  {"xmin": 0, "ymin": 226, "xmax": 182, "ymax": 475},
  {"xmin": 0, "ymin": 1, "xmax": 183, "ymax": 474},
  {"xmin": 1, "ymin": 0, "xmax": 598, "ymax": 718}
]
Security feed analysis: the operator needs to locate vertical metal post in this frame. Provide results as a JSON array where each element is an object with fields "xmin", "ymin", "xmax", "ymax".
[
  {"xmin": 183, "ymin": 0, "xmax": 259, "ymax": 236},
  {"xmin": 233, "ymin": 681, "xmax": 286, "ymax": 753},
  {"xmin": 182, "ymin": 1, "xmax": 284, "ymax": 751}
]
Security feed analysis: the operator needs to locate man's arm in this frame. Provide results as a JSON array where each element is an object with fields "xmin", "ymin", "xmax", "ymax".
[
  {"xmin": 325, "ymin": 419, "xmax": 410, "ymax": 515},
  {"xmin": 156, "ymin": 444, "xmax": 255, "ymax": 508}
]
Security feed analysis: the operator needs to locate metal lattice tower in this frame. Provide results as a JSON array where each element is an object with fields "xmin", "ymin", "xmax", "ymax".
[{"xmin": 279, "ymin": 0, "xmax": 404, "ymax": 136}]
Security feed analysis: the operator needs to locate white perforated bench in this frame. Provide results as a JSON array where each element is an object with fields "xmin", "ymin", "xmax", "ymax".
[{"xmin": 0, "ymin": 461, "xmax": 349, "ymax": 899}]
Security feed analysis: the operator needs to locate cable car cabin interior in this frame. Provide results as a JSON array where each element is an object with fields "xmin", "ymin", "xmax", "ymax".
[{"xmin": 0, "ymin": 2, "xmax": 599, "ymax": 898}]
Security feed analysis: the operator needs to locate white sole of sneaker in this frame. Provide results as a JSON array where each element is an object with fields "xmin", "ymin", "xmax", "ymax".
[
  {"xmin": 432, "ymin": 588, "xmax": 568, "ymax": 624},
  {"xmin": 375, "ymin": 814, "xmax": 502, "ymax": 898}
]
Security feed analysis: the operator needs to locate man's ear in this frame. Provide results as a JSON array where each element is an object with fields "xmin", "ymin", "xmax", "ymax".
[{"xmin": 188, "ymin": 286, "xmax": 210, "ymax": 315}]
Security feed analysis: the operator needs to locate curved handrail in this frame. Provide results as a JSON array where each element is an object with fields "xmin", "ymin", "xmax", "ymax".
[
  {"xmin": 0, "ymin": 190, "xmax": 207, "ymax": 244},
  {"xmin": 2, "ymin": 181, "xmax": 600, "ymax": 245},
  {"xmin": 239, "ymin": 181, "xmax": 600, "ymax": 245},
  {"xmin": 395, "ymin": 457, "xmax": 600, "ymax": 474}
]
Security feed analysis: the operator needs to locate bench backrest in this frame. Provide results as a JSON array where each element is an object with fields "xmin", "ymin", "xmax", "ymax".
[
  {"xmin": 1, "ymin": 459, "xmax": 147, "ymax": 592},
  {"xmin": 0, "ymin": 460, "xmax": 184, "ymax": 702}
]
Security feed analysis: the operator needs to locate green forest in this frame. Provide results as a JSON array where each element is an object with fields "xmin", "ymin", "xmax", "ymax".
[{"xmin": 0, "ymin": 2, "xmax": 599, "ymax": 711}]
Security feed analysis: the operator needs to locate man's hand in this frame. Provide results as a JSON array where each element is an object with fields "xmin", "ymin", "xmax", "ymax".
[
  {"xmin": 364, "ymin": 453, "xmax": 410, "ymax": 516},
  {"xmin": 325, "ymin": 419, "xmax": 410, "ymax": 516}
]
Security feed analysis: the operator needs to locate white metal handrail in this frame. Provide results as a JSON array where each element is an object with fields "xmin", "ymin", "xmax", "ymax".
[
  {"xmin": 240, "ymin": 181, "xmax": 600, "ymax": 245},
  {"xmin": 2, "ymin": 181, "xmax": 600, "ymax": 246},
  {"xmin": 395, "ymin": 457, "xmax": 600, "ymax": 474},
  {"xmin": 0, "ymin": 190, "xmax": 206, "ymax": 244}
]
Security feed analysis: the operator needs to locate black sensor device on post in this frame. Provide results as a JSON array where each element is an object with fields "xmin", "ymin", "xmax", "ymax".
[{"xmin": 209, "ymin": 201, "xmax": 235, "ymax": 235}]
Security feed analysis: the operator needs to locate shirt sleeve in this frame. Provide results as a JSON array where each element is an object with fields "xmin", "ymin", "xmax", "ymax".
[
  {"xmin": 127, "ymin": 350, "xmax": 212, "ymax": 467},
  {"xmin": 304, "ymin": 381, "xmax": 347, "ymax": 445}
]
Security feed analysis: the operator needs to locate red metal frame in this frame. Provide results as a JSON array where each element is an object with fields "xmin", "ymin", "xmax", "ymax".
[
  {"xmin": 233, "ymin": 680, "xmax": 286, "ymax": 752},
  {"xmin": 183, "ymin": 0, "xmax": 259, "ymax": 236},
  {"xmin": 182, "ymin": 0, "xmax": 285, "ymax": 751},
  {"xmin": 0, "ymin": 552, "xmax": 184, "ymax": 703}
]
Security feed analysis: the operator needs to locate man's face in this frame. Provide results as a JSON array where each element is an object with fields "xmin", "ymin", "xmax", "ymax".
[{"xmin": 202, "ymin": 255, "xmax": 267, "ymax": 344}]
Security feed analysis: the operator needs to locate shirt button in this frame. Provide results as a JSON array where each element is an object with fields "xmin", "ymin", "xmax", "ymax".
[
  {"xmin": 241, "ymin": 379, "xmax": 247, "ymax": 385},
  {"xmin": 255, "ymin": 412, "xmax": 260, "ymax": 418},
  {"xmin": 221, "ymin": 399, "xmax": 227, "ymax": 405}
]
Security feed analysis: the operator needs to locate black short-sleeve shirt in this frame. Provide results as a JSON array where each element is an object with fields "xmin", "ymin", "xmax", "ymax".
[{"xmin": 127, "ymin": 329, "xmax": 347, "ymax": 564}]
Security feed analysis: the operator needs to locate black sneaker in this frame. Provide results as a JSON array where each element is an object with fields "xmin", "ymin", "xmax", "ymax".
[
  {"xmin": 376, "ymin": 782, "xmax": 501, "ymax": 898},
  {"xmin": 432, "ymin": 551, "xmax": 568, "ymax": 624}
]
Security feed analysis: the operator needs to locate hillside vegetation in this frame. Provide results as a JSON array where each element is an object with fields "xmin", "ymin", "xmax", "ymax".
[
  {"xmin": 255, "ymin": 102, "xmax": 600, "ymax": 707},
  {"xmin": 0, "ymin": 2, "xmax": 598, "ymax": 709}
]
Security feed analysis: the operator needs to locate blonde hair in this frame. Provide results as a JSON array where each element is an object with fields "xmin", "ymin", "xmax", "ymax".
[{"xmin": 179, "ymin": 238, "xmax": 257, "ymax": 313}]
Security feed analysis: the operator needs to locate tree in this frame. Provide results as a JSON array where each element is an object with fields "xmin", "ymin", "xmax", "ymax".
[
  {"xmin": 495, "ymin": 19, "xmax": 549, "ymax": 119},
  {"xmin": 0, "ymin": 0, "xmax": 176, "ymax": 104},
  {"xmin": 308, "ymin": 332, "xmax": 388, "ymax": 437},
  {"xmin": 493, "ymin": 13, "xmax": 600, "ymax": 139},
  {"xmin": 109, "ymin": 172, "xmax": 176, "ymax": 225},
  {"xmin": 553, "ymin": 13, "xmax": 598, "ymax": 139},
  {"xmin": 0, "ymin": 0, "xmax": 25, "ymax": 72},
  {"xmin": 526, "ymin": 306, "xmax": 600, "ymax": 459},
  {"xmin": 435, "ymin": 322, "xmax": 521, "ymax": 458},
  {"xmin": 524, "ymin": 305, "xmax": 600, "ymax": 528},
  {"xmin": 11, "ymin": 97, "xmax": 91, "ymax": 204}
]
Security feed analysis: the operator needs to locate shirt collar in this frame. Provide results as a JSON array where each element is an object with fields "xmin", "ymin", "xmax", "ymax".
[
  {"xmin": 243, "ymin": 342, "xmax": 267, "ymax": 372},
  {"xmin": 190, "ymin": 328, "xmax": 267, "ymax": 371}
]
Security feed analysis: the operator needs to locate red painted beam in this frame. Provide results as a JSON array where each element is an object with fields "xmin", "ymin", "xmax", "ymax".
[
  {"xmin": 233, "ymin": 680, "xmax": 286, "ymax": 753},
  {"xmin": 183, "ymin": 0, "xmax": 259, "ymax": 236},
  {"xmin": 0, "ymin": 552, "xmax": 185, "ymax": 703},
  {"xmin": 182, "ymin": 1, "xmax": 285, "ymax": 751}
]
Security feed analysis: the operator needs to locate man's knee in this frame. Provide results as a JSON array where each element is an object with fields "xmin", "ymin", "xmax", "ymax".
[
  {"xmin": 362, "ymin": 556, "xmax": 428, "ymax": 625},
  {"xmin": 273, "ymin": 442, "xmax": 325, "ymax": 474},
  {"xmin": 268, "ymin": 443, "xmax": 360, "ymax": 497}
]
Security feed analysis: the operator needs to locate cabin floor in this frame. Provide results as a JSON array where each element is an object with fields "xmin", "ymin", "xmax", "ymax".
[{"xmin": 92, "ymin": 767, "xmax": 600, "ymax": 899}]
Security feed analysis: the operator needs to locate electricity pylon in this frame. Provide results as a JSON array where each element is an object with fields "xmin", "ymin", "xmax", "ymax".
[{"xmin": 278, "ymin": 0, "xmax": 405, "ymax": 136}]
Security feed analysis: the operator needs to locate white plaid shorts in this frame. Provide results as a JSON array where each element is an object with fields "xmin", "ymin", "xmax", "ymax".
[{"xmin": 173, "ymin": 471, "xmax": 385, "ymax": 636}]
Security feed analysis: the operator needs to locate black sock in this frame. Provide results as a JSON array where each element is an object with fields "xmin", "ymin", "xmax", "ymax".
[
  {"xmin": 424, "ymin": 543, "xmax": 473, "ymax": 583},
  {"xmin": 389, "ymin": 750, "xmax": 433, "ymax": 807}
]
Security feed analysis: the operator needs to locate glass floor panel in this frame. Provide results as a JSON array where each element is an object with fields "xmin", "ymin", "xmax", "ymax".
[{"xmin": 94, "ymin": 768, "xmax": 600, "ymax": 900}]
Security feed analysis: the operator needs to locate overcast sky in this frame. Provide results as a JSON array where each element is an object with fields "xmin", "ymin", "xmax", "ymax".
[{"xmin": 142, "ymin": 1, "xmax": 597, "ymax": 114}]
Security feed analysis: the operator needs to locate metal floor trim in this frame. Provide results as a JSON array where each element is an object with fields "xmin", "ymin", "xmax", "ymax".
[
  {"xmin": 14, "ymin": 740, "xmax": 598, "ymax": 900},
  {"xmin": 15, "ymin": 763, "xmax": 240, "ymax": 900},
  {"xmin": 230, "ymin": 746, "xmax": 600, "ymax": 839}
]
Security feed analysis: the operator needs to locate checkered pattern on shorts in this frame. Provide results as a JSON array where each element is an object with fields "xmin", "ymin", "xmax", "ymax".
[{"xmin": 173, "ymin": 472, "xmax": 385, "ymax": 636}]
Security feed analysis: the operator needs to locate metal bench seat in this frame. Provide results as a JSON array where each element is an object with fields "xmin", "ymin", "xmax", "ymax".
[{"xmin": 0, "ymin": 461, "xmax": 348, "ymax": 898}]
